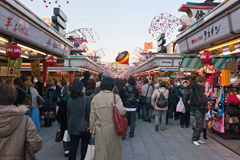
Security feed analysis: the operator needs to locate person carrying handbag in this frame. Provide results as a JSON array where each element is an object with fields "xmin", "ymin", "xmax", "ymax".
[{"xmin": 141, "ymin": 79, "xmax": 153, "ymax": 122}]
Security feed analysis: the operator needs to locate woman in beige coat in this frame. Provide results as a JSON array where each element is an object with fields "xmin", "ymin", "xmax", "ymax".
[
  {"xmin": 90, "ymin": 77, "xmax": 126, "ymax": 160},
  {"xmin": 151, "ymin": 81, "xmax": 169, "ymax": 131},
  {"xmin": 0, "ymin": 83, "xmax": 42, "ymax": 160}
]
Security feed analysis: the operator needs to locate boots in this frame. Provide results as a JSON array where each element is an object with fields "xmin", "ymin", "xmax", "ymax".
[{"xmin": 203, "ymin": 128, "xmax": 207, "ymax": 140}]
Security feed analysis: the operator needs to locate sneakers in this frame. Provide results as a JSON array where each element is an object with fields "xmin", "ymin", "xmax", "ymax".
[
  {"xmin": 192, "ymin": 141, "xmax": 200, "ymax": 146},
  {"xmin": 198, "ymin": 140, "xmax": 206, "ymax": 144},
  {"xmin": 155, "ymin": 125, "xmax": 159, "ymax": 131},
  {"xmin": 64, "ymin": 151, "xmax": 69, "ymax": 157}
]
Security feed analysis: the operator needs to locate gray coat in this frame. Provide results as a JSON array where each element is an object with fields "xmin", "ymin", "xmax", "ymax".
[{"xmin": 67, "ymin": 96, "xmax": 91, "ymax": 135}]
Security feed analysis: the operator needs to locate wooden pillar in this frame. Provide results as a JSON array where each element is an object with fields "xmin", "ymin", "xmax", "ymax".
[{"xmin": 43, "ymin": 59, "xmax": 48, "ymax": 84}]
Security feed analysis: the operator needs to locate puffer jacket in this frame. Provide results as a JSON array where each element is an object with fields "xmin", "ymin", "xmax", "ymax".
[
  {"xmin": 189, "ymin": 82, "xmax": 207, "ymax": 112},
  {"xmin": 44, "ymin": 88, "xmax": 59, "ymax": 110},
  {"xmin": 0, "ymin": 105, "xmax": 42, "ymax": 160},
  {"xmin": 122, "ymin": 85, "xmax": 139, "ymax": 108},
  {"xmin": 179, "ymin": 86, "xmax": 190, "ymax": 112}
]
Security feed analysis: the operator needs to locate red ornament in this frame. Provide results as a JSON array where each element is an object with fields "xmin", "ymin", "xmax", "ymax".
[
  {"xmin": 49, "ymin": 2, "xmax": 51, "ymax": 4},
  {"xmin": 46, "ymin": 57, "xmax": 57, "ymax": 66},
  {"xmin": 200, "ymin": 52, "xmax": 213, "ymax": 63},
  {"xmin": 46, "ymin": 5, "xmax": 48, "ymax": 8},
  {"xmin": 141, "ymin": 72, "xmax": 146, "ymax": 77},
  {"xmin": 44, "ymin": 1, "xmax": 46, "ymax": 3},
  {"xmin": 67, "ymin": 1, "xmax": 69, "ymax": 3},
  {"xmin": 150, "ymin": 71, "xmax": 155, "ymax": 76},
  {"xmin": 6, "ymin": 44, "xmax": 22, "ymax": 59},
  {"xmin": 58, "ymin": 5, "xmax": 61, "ymax": 7},
  {"xmin": 55, "ymin": 1, "xmax": 58, "ymax": 3}
]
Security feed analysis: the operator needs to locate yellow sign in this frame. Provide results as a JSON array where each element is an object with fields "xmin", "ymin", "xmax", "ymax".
[
  {"xmin": 31, "ymin": 60, "xmax": 40, "ymax": 77},
  {"xmin": 162, "ymin": 78, "xmax": 169, "ymax": 82},
  {"xmin": 221, "ymin": 70, "xmax": 230, "ymax": 86}
]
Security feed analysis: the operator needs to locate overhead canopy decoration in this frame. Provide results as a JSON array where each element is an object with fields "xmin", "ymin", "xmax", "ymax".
[
  {"xmin": 116, "ymin": 51, "xmax": 129, "ymax": 65},
  {"xmin": 30, "ymin": 0, "xmax": 70, "ymax": 8}
]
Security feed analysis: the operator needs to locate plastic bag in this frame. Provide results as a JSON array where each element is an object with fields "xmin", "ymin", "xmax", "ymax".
[
  {"xmin": 84, "ymin": 137, "xmax": 95, "ymax": 160},
  {"xmin": 176, "ymin": 100, "xmax": 185, "ymax": 113},
  {"xmin": 63, "ymin": 130, "xmax": 70, "ymax": 142}
]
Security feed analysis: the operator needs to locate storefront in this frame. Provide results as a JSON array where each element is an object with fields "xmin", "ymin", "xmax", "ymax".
[
  {"xmin": 0, "ymin": 0, "xmax": 72, "ymax": 83},
  {"xmin": 176, "ymin": 0, "xmax": 240, "ymax": 142},
  {"xmin": 128, "ymin": 54, "xmax": 183, "ymax": 83}
]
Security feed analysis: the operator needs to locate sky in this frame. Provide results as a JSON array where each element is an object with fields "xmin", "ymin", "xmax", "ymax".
[{"xmin": 19, "ymin": 0, "xmax": 218, "ymax": 62}]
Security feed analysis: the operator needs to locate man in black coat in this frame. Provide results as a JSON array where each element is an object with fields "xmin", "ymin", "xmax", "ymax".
[
  {"xmin": 14, "ymin": 78, "xmax": 27, "ymax": 106},
  {"xmin": 190, "ymin": 76, "xmax": 207, "ymax": 146},
  {"xmin": 172, "ymin": 80, "xmax": 181, "ymax": 120}
]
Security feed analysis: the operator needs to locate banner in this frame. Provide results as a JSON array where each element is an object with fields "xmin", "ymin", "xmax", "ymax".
[{"xmin": 31, "ymin": 60, "xmax": 40, "ymax": 77}]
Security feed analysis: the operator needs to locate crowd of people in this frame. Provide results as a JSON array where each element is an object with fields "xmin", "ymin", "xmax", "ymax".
[{"xmin": 0, "ymin": 71, "xmax": 209, "ymax": 160}]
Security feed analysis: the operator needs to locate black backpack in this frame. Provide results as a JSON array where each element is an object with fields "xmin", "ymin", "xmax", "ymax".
[
  {"xmin": 157, "ymin": 89, "xmax": 168, "ymax": 108},
  {"xmin": 126, "ymin": 87, "xmax": 137, "ymax": 105}
]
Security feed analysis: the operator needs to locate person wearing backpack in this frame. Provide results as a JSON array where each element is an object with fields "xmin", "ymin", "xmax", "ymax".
[
  {"xmin": 151, "ymin": 81, "xmax": 169, "ymax": 131},
  {"xmin": 122, "ymin": 76, "xmax": 139, "ymax": 138}
]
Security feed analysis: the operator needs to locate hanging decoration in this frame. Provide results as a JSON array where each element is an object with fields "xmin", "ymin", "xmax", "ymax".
[
  {"xmin": 200, "ymin": 51, "xmax": 213, "ymax": 64},
  {"xmin": 30, "ymin": 0, "xmax": 70, "ymax": 8},
  {"xmin": 149, "ymin": 13, "xmax": 182, "ymax": 40},
  {"xmin": 46, "ymin": 57, "xmax": 57, "ymax": 66},
  {"xmin": 66, "ymin": 28, "xmax": 99, "ymax": 44},
  {"xmin": 116, "ymin": 51, "xmax": 130, "ymax": 65},
  {"xmin": 6, "ymin": 44, "xmax": 22, "ymax": 59}
]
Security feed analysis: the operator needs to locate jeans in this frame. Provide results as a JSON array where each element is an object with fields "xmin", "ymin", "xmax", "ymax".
[
  {"xmin": 69, "ymin": 133, "xmax": 91, "ymax": 160},
  {"xmin": 126, "ymin": 111, "xmax": 137, "ymax": 135},
  {"xmin": 155, "ymin": 110, "xmax": 167, "ymax": 131},
  {"xmin": 192, "ymin": 110, "xmax": 204, "ymax": 141},
  {"xmin": 137, "ymin": 103, "xmax": 143, "ymax": 118},
  {"xmin": 143, "ymin": 97, "xmax": 152, "ymax": 120},
  {"xmin": 180, "ymin": 111, "xmax": 190, "ymax": 126}
]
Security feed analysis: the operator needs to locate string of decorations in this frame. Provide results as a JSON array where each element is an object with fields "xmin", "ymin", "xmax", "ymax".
[
  {"xmin": 149, "ymin": 13, "xmax": 182, "ymax": 40},
  {"xmin": 29, "ymin": 0, "xmax": 70, "ymax": 8}
]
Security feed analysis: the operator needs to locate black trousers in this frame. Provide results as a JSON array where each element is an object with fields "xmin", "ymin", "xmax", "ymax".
[
  {"xmin": 69, "ymin": 133, "xmax": 91, "ymax": 160},
  {"xmin": 126, "ymin": 111, "xmax": 137, "ymax": 134},
  {"xmin": 180, "ymin": 111, "xmax": 190, "ymax": 126}
]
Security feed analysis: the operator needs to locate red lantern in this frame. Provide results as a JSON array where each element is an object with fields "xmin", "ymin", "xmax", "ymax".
[
  {"xmin": 90, "ymin": 72, "xmax": 94, "ymax": 75},
  {"xmin": 145, "ymin": 72, "xmax": 149, "ymax": 76},
  {"xmin": 141, "ymin": 72, "xmax": 146, "ymax": 77},
  {"xmin": 46, "ymin": 57, "xmax": 57, "ymax": 66},
  {"xmin": 150, "ymin": 71, "xmax": 155, "ymax": 76},
  {"xmin": 200, "ymin": 52, "xmax": 213, "ymax": 63},
  {"xmin": 6, "ymin": 44, "xmax": 22, "ymax": 59},
  {"xmin": 137, "ymin": 74, "xmax": 141, "ymax": 77}
]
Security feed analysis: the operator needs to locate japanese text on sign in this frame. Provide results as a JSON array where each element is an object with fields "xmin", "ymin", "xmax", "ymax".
[{"xmin": 5, "ymin": 17, "xmax": 30, "ymax": 37}]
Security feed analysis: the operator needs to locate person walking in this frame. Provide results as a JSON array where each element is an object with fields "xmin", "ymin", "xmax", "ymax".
[
  {"xmin": 179, "ymin": 80, "xmax": 190, "ymax": 128},
  {"xmin": 52, "ymin": 78, "xmax": 62, "ymax": 97},
  {"xmin": 85, "ymin": 79, "xmax": 96, "ymax": 99},
  {"xmin": 190, "ymin": 76, "xmax": 207, "ymax": 146},
  {"xmin": 122, "ymin": 77, "xmax": 139, "ymax": 137},
  {"xmin": 167, "ymin": 83, "xmax": 174, "ymax": 119},
  {"xmin": 0, "ymin": 83, "xmax": 42, "ymax": 159},
  {"xmin": 172, "ymin": 80, "xmax": 181, "ymax": 120},
  {"xmin": 152, "ymin": 81, "xmax": 169, "ymax": 131},
  {"xmin": 141, "ymin": 79, "xmax": 154, "ymax": 122},
  {"xmin": 24, "ymin": 81, "xmax": 41, "ymax": 130},
  {"xmin": 61, "ymin": 79, "xmax": 69, "ymax": 98},
  {"xmin": 67, "ymin": 82, "xmax": 91, "ymax": 160},
  {"xmin": 90, "ymin": 77, "xmax": 126, "ymax": 160},
  {"xmin": 31, "ymin": 76, "xmax": 44, "ymax": 96},
  {"xmin": 136, "ymin": 79, "xmax": 145, "ymax": 119},
  {"xmin": 44, "ymin": 80, "xmax": 59, "ymax": 127}
]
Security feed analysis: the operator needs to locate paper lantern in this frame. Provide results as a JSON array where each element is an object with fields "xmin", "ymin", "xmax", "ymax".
[
  {"xmin": 6, "ymin": 44, "xmax": 22, "ymax": 59},
  {"xmin": 46, "ymin": 57, "xmax": 57, "ymax": 66},
  {"xmin": 200, "ymin": 52, "xmax": 213, "ymax": 63},
  {"xmin": 150, "ymin": 71, "xmax": 155, "ymax": 76},
  {"xmin": 145, "ymin": 72, "xmax": 149, "ymax": 76},
  {"xmin": 141, "ymin": 72, "xmax": 146, "ymax": 76},
  {"xmin": 137, "ymin": 74, "xmax": 141, "ymax": 77}
]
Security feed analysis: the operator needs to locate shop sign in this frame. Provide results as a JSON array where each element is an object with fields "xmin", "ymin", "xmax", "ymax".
[
  {"xmin": 0, "ymin": 5, "xmax": 70, "ymax": 57},
  {"xmin": 31, "ymin": 60, "xmax": 40, "ymax": 77},
  {"xmin": 187, "ymin": 16, "xmax": 229, "ymax": 51},
  {"xmin": 0, "ymin": 66, "xmax": 8, "ymax": 76},
  {"xmin": 173, "ymin": 59, "xmax": 182, "ymax": 66},
  {"xmin": 159, "ymin": 59, "xmax": 172, "ymax": 66}
]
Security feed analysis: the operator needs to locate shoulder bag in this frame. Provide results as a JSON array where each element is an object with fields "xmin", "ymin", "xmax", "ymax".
[
  {"xmin": 55, "ymin": 123, "xmax": 63, "ymax": 142},
  {"xmin": 139, "ymin": 85, "xmax": 150, "ymax": 104},
  {"xmin": 79, "ymin": 97, "xmax": 90, "ymax": 133},
  {"xmin": 225, "ymin": 58, "xmax": 238, "ymax": 72},
  {"xmin": 113, "ymin": 93, "xmax": 128, "ymax": 136},
  {"xmin": 24, "ymin": 116, "xmax": 35, "ymax": 160}
]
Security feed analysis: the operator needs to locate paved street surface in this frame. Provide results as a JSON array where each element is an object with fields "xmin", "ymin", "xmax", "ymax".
[{"xmin": 36, "ymin": 118, "xmax": 240, "ymax": 160}]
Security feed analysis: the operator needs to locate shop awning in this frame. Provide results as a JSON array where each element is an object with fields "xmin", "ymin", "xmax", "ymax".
[
  {"xmin": 20, "ymin": 67, "xmax": 81, "ymax": 72},
  {"xmin": 180, "ymin": 57, "xmax": 234, "ymax": 72}
]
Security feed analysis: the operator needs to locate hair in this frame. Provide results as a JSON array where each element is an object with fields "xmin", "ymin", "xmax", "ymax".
[
  {"xmin": 61, "ymin": 79, "xmax": 67, "ymax": 86},
  {"xmin": 196, "ymin": 76, "xmax": 205, "ymax": 83},
  {"xmin": 128, "ymin": 76, "xmax": 136, "ymax": 86},
  {"xmin": 122, "ymin": 79, "xmax": 127, "ymax": 87},
  {"xmin": 83, "ymin": 71, "xmax": 91, "ymax": 79},
  {"xmin": 182, "ymin": 80, "xmax": 188, "ymax": 84},
  {"xmin": 14, "ymin": 78, "xmax": 23, "ymax": 86},
  {"xmin": 86, "ymin": 79, "xmax": 96, "ymax": 90},
  {"xmin": 100, "ymin": 77, "xmax": 114, "ymax": 91},
  {"xmin": 70, "ymin": 82, "xmax": 84, "ymax": 98},
  {"xmin": 115, "ymin": 79, "xmax": 123, "ymax": 90},
  {"xmin": 98, "ymin": 72, "xmax": 103, "ymax": 81},
  {"xmin": 143, "ymin": 78, "xmax": 148, "ymax": 84},
  {"xmin": 0, "ymin": 83, "xmax": 18, "ymax": 105},
  {"xmin": 24, "ymin": 81, "xmax": 33, "ymax": 88},
  {"xmin": 20, "ymin": 76, "xmax": 28, "ymax": 83},
  {"xmin": 31, "ymin": 76, "xmax": 37, "ymax": 83},
  {"xmin": 160, "ymin": 81, "xmax": 167, "ymax": 88},
  {"xmin": 45, "ymin": 80, "xmax": 53, "ymax": 93},
  {"xmin": 101, "ymin": 72, "xmax": 110, "ymax": 80},
  {"xmin": 52, "ymin": 78, "xmax": 58, "ymax": 86}
]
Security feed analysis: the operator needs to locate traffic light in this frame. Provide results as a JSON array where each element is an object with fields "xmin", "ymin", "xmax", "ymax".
[{"xmin": 157, "ymin": 33, "xmax": 166, "ymax": 53}]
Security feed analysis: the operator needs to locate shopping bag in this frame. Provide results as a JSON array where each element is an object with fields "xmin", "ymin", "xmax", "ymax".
[
  {"xmin": 63, "ymin": 130, "xmax": 70, "ymax": 142},
  {"xmin": 225, "ymin": 58, "xmax": 238, "ymax": 72},
  {"xmin": 84, "ymin": 137, "xmax": 95, "ymax": 160},
  {"xmin": 176, "ymin": 100, "xmax": 185, "ymax": 113}
]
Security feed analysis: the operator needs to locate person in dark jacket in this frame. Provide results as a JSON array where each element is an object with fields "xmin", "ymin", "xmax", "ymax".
[
  {"xmin": 115, "ymin": 79, "xmax": 125, "ymax": 101},
  {"xmin": 14, "ymin": 78, "xmax": 27, "ymax": 106},
  {"xmin": 190, "ymin": 76, "xmax": 207, "ymax": 146},
  {"xmin": 167, "ymin": 83, "xmax": 174, "ymax": 119},
  {"xmin": 85, "ymin": 79, "xmax": 96, "ymax": 99},
  {"xmin": 61, "ymin": 79, "xmax": 70, "ymax": 98},
  {"xmin": 179, "ymin": 80, "xmax": 190, "ymax": 128},
  {"xmin": 44, "ymin": 80, "xmax": 59, "ymax": 127},
  {"xmin": 122, "ymin": 77, "xmax": 139, "ymax": 138},
  {"xmin": 172, "ymin": 80, "xmax": 181, "ymax": 120},
  {"xmin": 67, "ymin": 82, "xmax": 91, "ymax": 160},
  {"xmin": 81, "ymin": 71, "xmax": 91, "ymax": 87},
  {"xmin": 52, "ymin": 78, "xmax": 62, "ymax": 97},
  {"xmin": 31, "ymin": 76, "xmax": 44, "ymax": 96}
]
